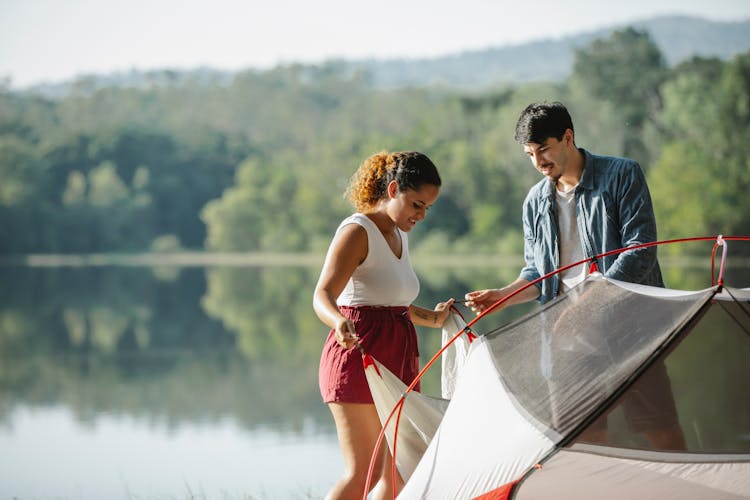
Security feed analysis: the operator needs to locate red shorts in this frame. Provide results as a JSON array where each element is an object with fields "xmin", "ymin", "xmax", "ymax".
[{"xmin": 319, "ymin": 305, "xmax": 420, "ymax": 404}]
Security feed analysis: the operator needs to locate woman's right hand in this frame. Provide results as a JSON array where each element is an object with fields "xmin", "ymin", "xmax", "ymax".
[{"xmin": 334, "ymin": 317, "xmax": 359, "ymax": 349}]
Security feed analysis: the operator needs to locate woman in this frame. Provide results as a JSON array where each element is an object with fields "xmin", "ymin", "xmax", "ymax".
[{"xmin": 313, "ymin": 151, "xmax": 454, "ymax": 499}]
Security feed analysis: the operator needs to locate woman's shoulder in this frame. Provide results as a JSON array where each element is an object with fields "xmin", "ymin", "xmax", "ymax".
[
  {"xmin": 331, "ymin": 216, "xmax": 369, "ymax": 263},
  {"xmin": 334, "ymin": 214, "xmax": 371, "ymax": 245},
  {"xmin": 337, "ymin": 213, "xmax": 377, "ymax": 232}
]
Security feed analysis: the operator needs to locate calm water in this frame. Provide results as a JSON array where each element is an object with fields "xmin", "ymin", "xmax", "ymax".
[{"xmin": 1, "ymin": 255, "xmax": 748, "ymax": 499}]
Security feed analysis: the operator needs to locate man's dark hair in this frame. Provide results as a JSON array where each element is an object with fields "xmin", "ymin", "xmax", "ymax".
[{"xmin": 514, "ymin": 101, "xmax": 574, "ymax": 144}]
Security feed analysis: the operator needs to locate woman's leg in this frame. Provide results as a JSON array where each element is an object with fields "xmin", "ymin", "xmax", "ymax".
[
  {"xmin": 326, "ymin": 402, "xmax": 401, "ymax": 500},
  {"xmin": 370, "ymin": 447, "xmax": 404, "ymax": 500}
]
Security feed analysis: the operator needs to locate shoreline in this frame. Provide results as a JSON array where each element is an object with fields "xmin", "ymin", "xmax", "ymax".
[{"xmin": 1, "ymin": 252, "xmax": 746, "ymax": 268}]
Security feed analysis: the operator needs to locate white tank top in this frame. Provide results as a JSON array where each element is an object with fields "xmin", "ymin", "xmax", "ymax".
[{"xmin": 336, "ymin": 213, "xmax": 420, "ymax": 307}]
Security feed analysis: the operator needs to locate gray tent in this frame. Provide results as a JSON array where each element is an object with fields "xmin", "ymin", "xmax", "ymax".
[{"xmin": 388, "ymin": 274, "xmax": 750, "ymax": 499}]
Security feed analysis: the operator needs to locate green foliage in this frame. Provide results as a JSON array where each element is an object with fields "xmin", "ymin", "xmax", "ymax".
[
  {"xmin": 574, "ymin": 28, "xmax": 667, "ymax": 127},
  {"xmin": 1, "ymin": 36, "xmax": 748, "ymax": 256},
  {"xmin": 150, "ymin": 234, "xmax": 183, "ymax": 253},
  {"xmin": 0, "ymin": 134, "xmax": 47, "ymax": 206},
  {"xmin": 572, "ymin": 28, "xmax": 667, "ymax": 164},
  {"xmin": 650, "ymin": 143, "xmax": 716, "ymax": 242},
  {"xmin": 650, "ymin": 52, "xmax": 750, "ymax": 250}
]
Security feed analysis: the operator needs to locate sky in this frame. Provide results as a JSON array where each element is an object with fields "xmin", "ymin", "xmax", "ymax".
[{"xmin": 2, "ymin": 0, "xmax": 750, "ymax": 88}]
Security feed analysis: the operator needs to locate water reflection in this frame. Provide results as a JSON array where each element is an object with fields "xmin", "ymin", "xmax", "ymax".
[
  {"xmin": 0, "ymin": 262, "xmax": 518, "ymax": 499},
  {"xmin": 0, "ymin": 259, "xmax": 747, "ymax": 499},
  {"xmin": 0, "ymin": 405, "xmax": 341, "ymax": 499}
]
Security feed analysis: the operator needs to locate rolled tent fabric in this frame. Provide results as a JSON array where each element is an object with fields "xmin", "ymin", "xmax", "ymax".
[
  {"xmin": 440, "ymin": 311, "xmax": 473, "ymax": 399},
  {"xmin": 362, "ymin": 310, "xmax": 475, "ymax": 481},
  {"xmin": 363, "ymin": 355, "xmax": 449, "ymax": 481}
]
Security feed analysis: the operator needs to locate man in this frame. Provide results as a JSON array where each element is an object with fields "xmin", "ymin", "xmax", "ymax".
[{"xmin": 466, "ymin": 101, "xmax": 685, "ymax": 450}]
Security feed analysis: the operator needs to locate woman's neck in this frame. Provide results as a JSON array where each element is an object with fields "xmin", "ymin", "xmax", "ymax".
[{"xmin": 365, "ymin": 209, "xmax": 396, "ymax": 235}]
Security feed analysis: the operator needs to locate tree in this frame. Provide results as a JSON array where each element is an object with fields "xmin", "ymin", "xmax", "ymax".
[
  {"xmin": 201, "ymin": 161, "xmax": 268, "ymax": 252},
  {"xmin": 716, "ymin": 51, "xmax": 750, "ymax": 238},
  {"xmin": 650, "ymin": 52, "xmax": 750, "ymax": 250},
  {"xmin": 572, "ymin": 28, "xmax": 667, "ymax": 163}
]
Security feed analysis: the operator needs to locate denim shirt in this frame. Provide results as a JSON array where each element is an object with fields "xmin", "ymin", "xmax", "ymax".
[{"xmin": 519, "ymin": 148, "xmax": 664, "ymax": 304}]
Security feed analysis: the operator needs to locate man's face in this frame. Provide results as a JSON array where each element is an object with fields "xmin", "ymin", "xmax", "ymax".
[{"xmin": 522, "ymin": 129, "xmax": 573, "ymax": 182}]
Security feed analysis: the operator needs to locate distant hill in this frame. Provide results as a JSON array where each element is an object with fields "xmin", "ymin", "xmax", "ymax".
[
  {"xmin": 23, "ymin": 15, "xmax": 750, "ymax": 96},
  {"xmin": 349, "ymin": 15, "xmax": 750, "ymax": 88}
]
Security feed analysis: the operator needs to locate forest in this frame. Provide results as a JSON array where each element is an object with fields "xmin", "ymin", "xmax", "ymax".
[{"xmin": 1, "ymin": 27, "xmax": 749, "ymax": 257}]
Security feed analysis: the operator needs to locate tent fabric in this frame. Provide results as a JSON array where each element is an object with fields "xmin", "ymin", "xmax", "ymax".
[
  {"xmin": 514, "ymin": 448, "xmax": 750, "ymax": 499},
  {"xmin": 362, "ymin": 273, "xmax": 750, "ymax": 498},
  {"xmin": 395, "ymin": 273, "xmax": 750, "ymax": 499},
  {"xmin": 440, "ymin": 311, "xmax": 473, "ymax": 399},
  {"xmin": 364, "ymin": 310, "xmax": 472, "ymax": 481},
  {"xmin": 399, "ymin": 337, "xmax": 556, "ymax": 499},
  {"xmin": 364, "ymin": 356, "xmax": 449, "ymax": 481},
  {"xmin": 584, "ymin": 284, "xmax": 750, "ymax": 455},
  {"xmin": 481, "ymin": 274, "xmax": 715, "ymax": 438}
]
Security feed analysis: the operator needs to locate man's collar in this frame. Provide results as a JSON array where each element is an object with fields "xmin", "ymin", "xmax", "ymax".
[{"xmin": 578, "ymin": 148, "xmax": 595, "ymax": 191}]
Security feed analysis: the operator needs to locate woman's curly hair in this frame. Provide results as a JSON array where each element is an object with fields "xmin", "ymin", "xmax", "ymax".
[{"xmin": 345, "ymin": 151, "xmax": 441, "ymax": 212}]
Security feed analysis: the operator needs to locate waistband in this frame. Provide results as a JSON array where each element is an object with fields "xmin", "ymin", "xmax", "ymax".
[{"xmin": 338, "ymin": 304, "xmax": 410, "ymax": 318}]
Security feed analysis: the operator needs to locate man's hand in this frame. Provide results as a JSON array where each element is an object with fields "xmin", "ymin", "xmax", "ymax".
[{"xmin": 464, "ymin": 289, "xmax": 505, "ymax": 315}]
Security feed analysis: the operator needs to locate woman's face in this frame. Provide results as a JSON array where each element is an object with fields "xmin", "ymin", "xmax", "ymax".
[{"xmin": 386, "ymin": 180, "xmax": 440, "ymax": 232}]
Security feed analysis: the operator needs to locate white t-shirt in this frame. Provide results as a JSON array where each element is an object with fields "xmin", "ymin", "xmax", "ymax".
[
  {"xmin": 336, "ymin": 213, "xmax": 420, "ymax": 307},
  {"xmin": 556, "ymin": 187, "xmax": 588, "ymax": 291}
]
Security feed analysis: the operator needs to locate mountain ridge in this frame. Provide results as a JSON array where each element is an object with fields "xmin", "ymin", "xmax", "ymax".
[
  {"xmin": 351, "ymin": 15, "xmax": 750, "ymax": 88},
  {"xmin": 19, "ymin": 14, "xmax": 750, "ymax": 96}
]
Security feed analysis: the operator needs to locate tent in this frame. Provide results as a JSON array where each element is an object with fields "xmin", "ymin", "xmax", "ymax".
[{"xmin": 366, "ymin": 272, "xmax": 750, "ymax": 499}]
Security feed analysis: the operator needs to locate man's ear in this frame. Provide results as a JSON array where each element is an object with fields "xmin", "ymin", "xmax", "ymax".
[{"xmin": 564, "ymin": 128, "xmax": 575, "ymax": 147}]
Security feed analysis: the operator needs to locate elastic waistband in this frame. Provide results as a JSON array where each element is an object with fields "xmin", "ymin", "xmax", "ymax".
[
  {"xmin": 339, "ymin": 304, "xmax": 408, "ymax": 311},
  {"xmin": 338, "ymin": 305, "xmax": 410, "ymax": 317}
]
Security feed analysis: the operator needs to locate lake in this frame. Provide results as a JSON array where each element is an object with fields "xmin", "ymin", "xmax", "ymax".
[{"xmin": 1, "ymin": 253, "xmax": 748, "ymax": 499}]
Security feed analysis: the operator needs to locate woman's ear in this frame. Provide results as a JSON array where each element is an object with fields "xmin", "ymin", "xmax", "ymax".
[{"xmin": 387, "ymin": 179, "xmax": 399, "ymax": 199}]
